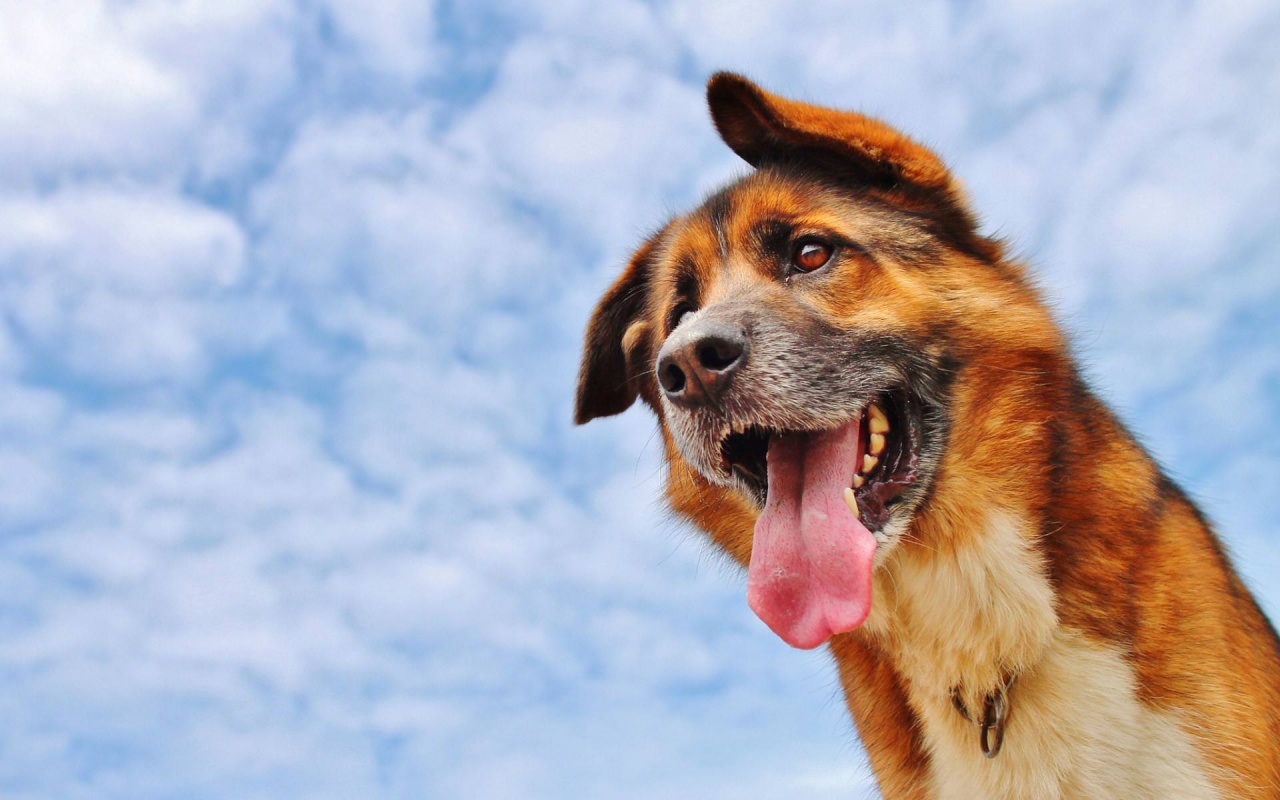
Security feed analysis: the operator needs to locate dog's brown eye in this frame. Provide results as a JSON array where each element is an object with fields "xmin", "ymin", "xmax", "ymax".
[
  {"xmin": 793, "ymin": 241, "xmax": 833, "ymax": 272},
  {"xmin": 668, "ymin": 302, "xmax": 696, "ymax": 333}
]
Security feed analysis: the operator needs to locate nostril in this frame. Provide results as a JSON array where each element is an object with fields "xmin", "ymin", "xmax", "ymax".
[
  {"xmin": 698, "ymin": 337, "xmax": 743, "ymax": 372},
  {"xmin": 660, "ymin": 361, "xmax": 687, "ymax": 394},
  {"xmin": 657, "ymin": 324, "xmax": 746, "ymax": 406}
]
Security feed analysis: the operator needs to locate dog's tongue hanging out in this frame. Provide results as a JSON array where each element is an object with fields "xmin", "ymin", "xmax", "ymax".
[{"xmin": 747, "ymin": 420, "xmax": 876, "ymax": 649}]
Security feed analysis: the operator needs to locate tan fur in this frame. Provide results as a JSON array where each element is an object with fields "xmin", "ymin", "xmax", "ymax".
[
  {"xmin": 869, "ymin": 510, "xmax": 1220, "ymax": 799},
  {"xmin": 575, "ymin": 73, "xmax": 1280, "ymax": 798},
  {"xmin": 864, "ymin": 510, "xmax": 1058, "ymax": 713}
]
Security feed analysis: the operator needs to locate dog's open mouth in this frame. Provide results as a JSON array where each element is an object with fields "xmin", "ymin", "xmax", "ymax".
[
  {"xmin": 720, "ymin": 390, "xmax": 923, "ymax": 532},
  {"xmin": 712, "ymin": 390, "xmax": 927, "ymax": 649}
]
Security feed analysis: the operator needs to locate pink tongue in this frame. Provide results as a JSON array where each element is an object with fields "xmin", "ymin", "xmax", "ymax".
[{"xmin": 747, "ymin": 420, "xmax": 876, "ymax": 649}]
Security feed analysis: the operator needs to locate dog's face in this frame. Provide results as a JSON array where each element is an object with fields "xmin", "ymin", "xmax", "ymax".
[
  {"xmin": 639, "ymin": 167, "xmax": 956, "ymax": 537},
  {"xmin": 575, "ymin": 74, "xmax": 1039, "ymax": 648}
]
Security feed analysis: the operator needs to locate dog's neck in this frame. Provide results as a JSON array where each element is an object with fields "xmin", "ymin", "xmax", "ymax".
[
  {"xmin": 863, "ymin": 504, "xmax": 1058, "ymax": 718},
  {"xmin": 861, "ymin": 358, "xmax": 1063, "ymax": 712}
]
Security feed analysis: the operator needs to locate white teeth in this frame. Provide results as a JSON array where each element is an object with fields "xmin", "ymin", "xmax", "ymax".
[
  {"xmin": 862, "ymin": 454, "xmax": 879, "ymax": 474},
  {"xmin": 869, "ymin": 432, "xmax": 885, "ymax": 456},
  {"xmin": 868, "ymin": 403, "xmax": 889, "ymax": 434},
  {"xmin": 843, "ymin": 487, "xmax": 860, "ymax": 519},
  {"xmin": 852, "ymin": 474, "xmax": 865, "ymax": 489}
]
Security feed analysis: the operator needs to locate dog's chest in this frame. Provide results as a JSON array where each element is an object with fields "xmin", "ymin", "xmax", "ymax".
[
  {"xmin": 909, "ymin": 632, "xmax": 1220, "ymax": 800},
  {"xmin": 863, "ymin": 511, "xmax": 1221, "ymax": 800}
]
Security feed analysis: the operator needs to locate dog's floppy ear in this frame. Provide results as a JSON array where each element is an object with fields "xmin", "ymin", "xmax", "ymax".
[
  {"xmin": 707, "ymin": 72, "xmax": 1001, "ymax": 261},
  {"xmin": 706, "ymin": 72, "xmax": 954, "ymax": 194},
  {"xmin": 574, "ymin": 234, "xmax": 662, "ymax": 425}
]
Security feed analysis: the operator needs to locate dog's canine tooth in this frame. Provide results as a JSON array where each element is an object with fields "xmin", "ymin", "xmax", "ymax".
[
  {"xmin": 843, "ymin": 487, "xmax": 860, "ymax": 519},
  {"xmin": 862, "ymin": 454, "xmax": 879, "ymax": 474},
  {"xmin": 868, "ymin": 403, "xmax": 889, "ymax": 434},
  {"xmin": 869, "ymin": 433, "xmax": 886, "ymax": 456}
]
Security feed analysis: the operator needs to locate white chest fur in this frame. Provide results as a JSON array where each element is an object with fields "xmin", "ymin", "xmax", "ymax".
[{"xmin": 865, "ymin": 511, "xmax": 1221, "ymax": 799}]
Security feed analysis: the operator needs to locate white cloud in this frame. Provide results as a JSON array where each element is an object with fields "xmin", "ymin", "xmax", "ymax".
[
  {"xmin": 0, "ymin": 0, "xmax": 297, "ymax": 183},
  {"xmin": 0, "ymin": 188, "xmax": 258, "ymax": 382},
  {"xmin": 0, "ymin": 189, "xmax": 246, "ymax": 293},
  {"xmin": 118, "ymin": 0, "xmax": 301, "ymax": 179},
  {"xmin": 0, "ymin": 1, "xmax": 1277, "ymax": 798},
  {"xmin": 449, "ymin": 39, "xmax": 720, "ymax": 246},
  {"xmin": 0, "ymin": 0, "xmax": 194, "ymax": 180},
  {"xmin": 317, "ymin": 0, "xmax": 439, "ymax": 80},
  {"xmin": 251, "ymin": 111, "xmax": 556, "ymax": 329}
]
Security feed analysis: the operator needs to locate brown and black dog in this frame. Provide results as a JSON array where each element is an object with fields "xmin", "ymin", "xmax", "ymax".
[{"xmin": 574, "ymin": 73, "xmax": 1280, "ymax": 798}]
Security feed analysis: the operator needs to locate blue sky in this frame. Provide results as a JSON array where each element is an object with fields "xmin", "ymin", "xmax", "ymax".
[{"xmin": 0, "ymin": 1, "xmax": 1278, "ymax": 798}]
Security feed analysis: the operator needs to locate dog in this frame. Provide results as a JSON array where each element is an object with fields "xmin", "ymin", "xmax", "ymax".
[{"xmin": 573, "ymin": 73, "xmax": 1280, "ymax": 798}]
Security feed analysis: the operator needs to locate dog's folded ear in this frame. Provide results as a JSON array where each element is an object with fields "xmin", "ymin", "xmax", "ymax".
[
  {"xmin": 574, "ymin": 234, "xmax": 661, "ymax": 425},
  {"xmin": 707, "ymin": 72, "xmax": 999, "ymax": 261},
  {"xmin": 707, "ymin": 72, "xmax": 955, "ymax": 195}
]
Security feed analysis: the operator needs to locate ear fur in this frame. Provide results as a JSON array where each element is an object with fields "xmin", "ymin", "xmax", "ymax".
[
  {"xmin": 706, "ymin": 72, "xmax": 954, "ymax": 192},
  {"xmin": 573, "ymin": 234, "xmax": 661, "ymax": 425},
  {"xmin": 707, "ymin": 72, "xmax": 1000, "ymax": 261}
]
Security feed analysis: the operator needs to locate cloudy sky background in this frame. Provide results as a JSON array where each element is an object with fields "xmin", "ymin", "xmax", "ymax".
[{"xmin": 0, "ymin": 1, "xmax": 1277, "ymax": 797}]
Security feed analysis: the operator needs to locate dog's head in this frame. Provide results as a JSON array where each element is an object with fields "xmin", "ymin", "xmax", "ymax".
[{"xmin": 575, "ymin": 74, "xmax": 1049, "ymax": 648}]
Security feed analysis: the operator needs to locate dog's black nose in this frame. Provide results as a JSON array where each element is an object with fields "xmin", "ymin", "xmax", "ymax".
[{"xmin": 656, "ymin": 321, "xmax": 748, "ymax": 409}]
